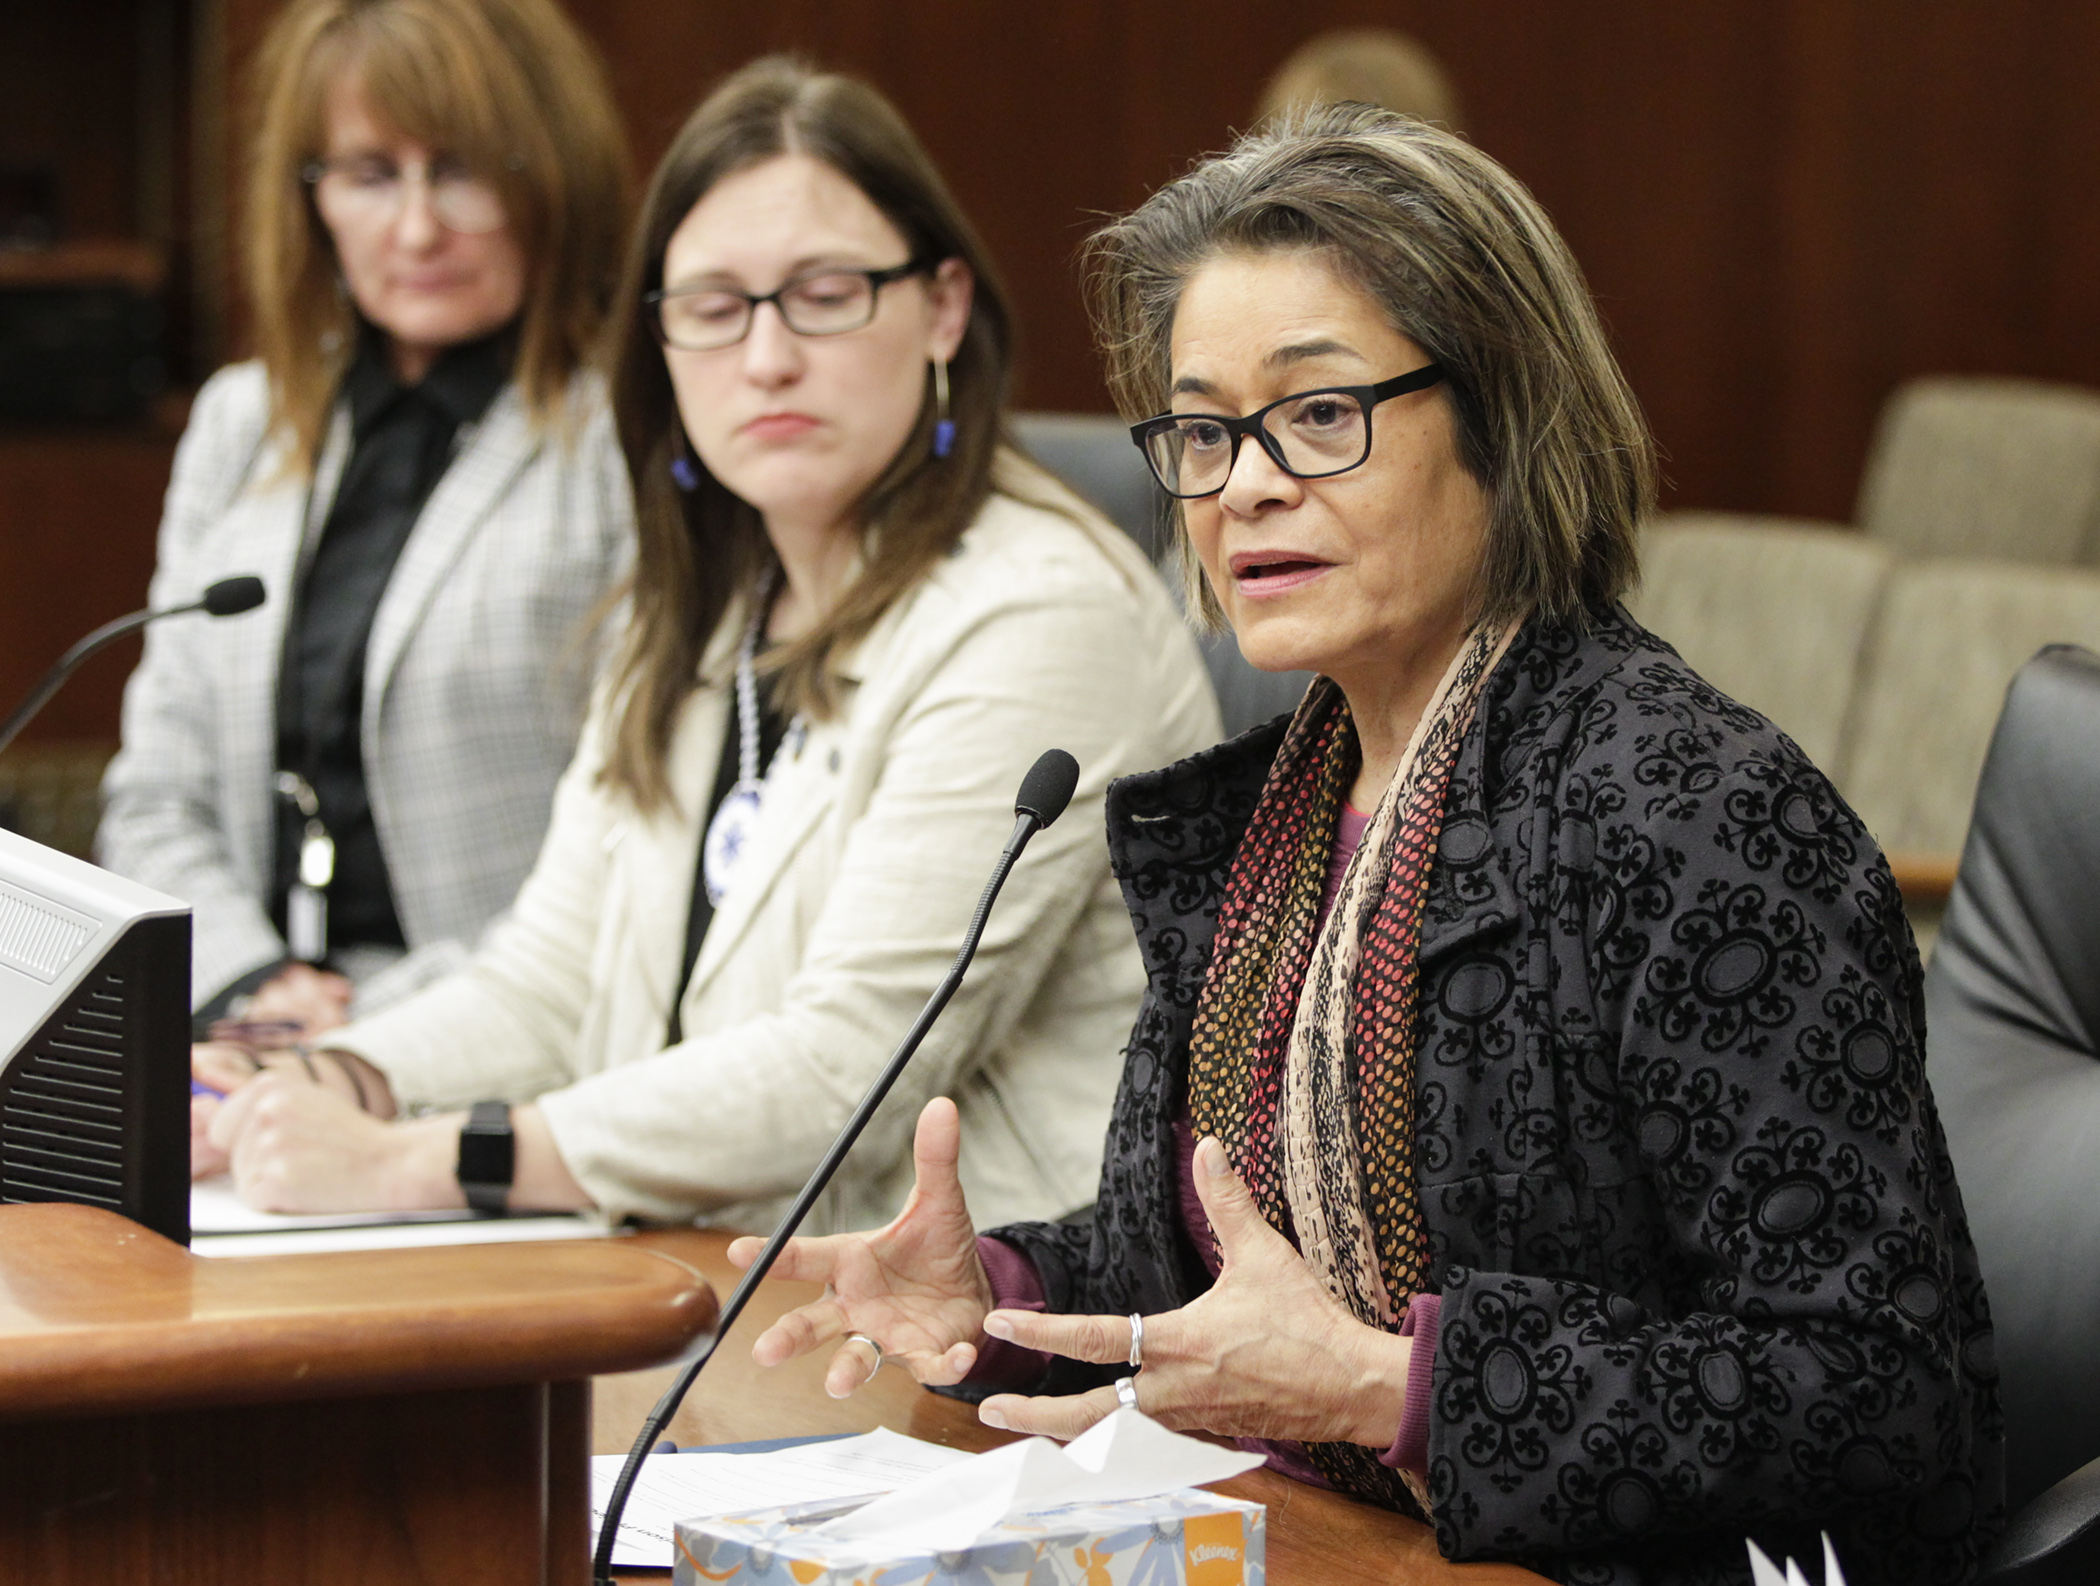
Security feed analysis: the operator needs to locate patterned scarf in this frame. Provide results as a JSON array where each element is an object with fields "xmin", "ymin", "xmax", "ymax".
[{"xmin": 1186, "ymin": 617, "xmax": 1517, "ymax": 1513}]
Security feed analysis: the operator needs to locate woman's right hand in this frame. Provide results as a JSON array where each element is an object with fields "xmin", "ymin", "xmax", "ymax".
[
  {"xmin": 732, "ymin": 1097, "xmax": 992, "ymax": 1398},
  {"xmin": 242, "ymin": 963, "xmax": 354, "ymax": 1037},
  {"xmin": 190, "ymin": 1041, "xmax": 261, "ymax": 1179}
]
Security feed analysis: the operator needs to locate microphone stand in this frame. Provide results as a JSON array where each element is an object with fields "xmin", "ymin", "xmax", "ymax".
[
  {"xmin": 0, "ymin": 577, "xmax": 267, "ymax": 759},
  {"xmin": 0, "ymin": 609, "xmax": 167, "ymax": 761},
  {"xmin": 591, "ymin": 754, "xmax": 1074, "ymax": 1585}
]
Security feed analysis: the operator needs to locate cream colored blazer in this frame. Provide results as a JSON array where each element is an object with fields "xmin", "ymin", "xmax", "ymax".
[{"xmin": 332, "ymin": 469, "xmax": 1222, "ymax": 1231}]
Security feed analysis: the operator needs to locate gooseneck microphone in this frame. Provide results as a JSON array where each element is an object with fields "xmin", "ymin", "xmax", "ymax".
[
  {"xmin": 0, "ymin": 576, "xmax": 267, "ymax": 760},
  {"xmin": 592, "ymin": 747, "xmax": 1081, "ymax": 1585}
]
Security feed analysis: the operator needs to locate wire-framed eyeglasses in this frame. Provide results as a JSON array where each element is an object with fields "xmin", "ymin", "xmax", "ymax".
[
  {"xmin": 647, "ymin": 260, "xmax": 928, "ymax": 351},
  {"xmin": 302, "ymin": 155, "xmax": 508, "ymax": 236},
  {"xmin": 1129, "ymin": 363, "xmax": 1447, "ymax": 499}
]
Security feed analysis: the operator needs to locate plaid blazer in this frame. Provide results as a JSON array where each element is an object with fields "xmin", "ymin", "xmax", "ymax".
[{"xmin": 98, "ymin": 360, "xmax": 635, "ymax": 1012}]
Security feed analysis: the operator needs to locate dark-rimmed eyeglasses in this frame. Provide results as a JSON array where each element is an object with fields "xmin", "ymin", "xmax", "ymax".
[
  {"xmin": 646, "ymin": 260, "xmax": 928, "ymax": 351},
  {"xmin": 1129, "ymin": 363, "xmax": 1447, "ymax": 499}
]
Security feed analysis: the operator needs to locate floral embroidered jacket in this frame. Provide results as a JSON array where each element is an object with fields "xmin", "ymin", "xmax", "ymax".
[{"xmin": 987, "ymin": 605, "xmax": 2003, "ymax": 1585}]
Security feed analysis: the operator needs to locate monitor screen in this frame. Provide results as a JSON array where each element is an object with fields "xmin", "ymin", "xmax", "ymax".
[{"xmin": 0, "ymin": 827, "xmax": 189, "ymax": 1244}]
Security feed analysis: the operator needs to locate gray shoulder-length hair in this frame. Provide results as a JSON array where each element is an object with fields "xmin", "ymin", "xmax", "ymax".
[{"xmin": 1085, "ymin": 103, "xmax": 1654, "ymax": 631}]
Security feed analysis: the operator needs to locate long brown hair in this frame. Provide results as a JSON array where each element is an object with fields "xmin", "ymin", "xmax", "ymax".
[
  {"xmin": 600, "ymin": 56, "xmax": 1016, "ymax": 812},
  {"xmin": 245, "ymin": 0, "xmax": 630, "ymax": 467},
  {"xmin": 1086, "ymin": 103, "xmax": 1652, "ymax": 632}
]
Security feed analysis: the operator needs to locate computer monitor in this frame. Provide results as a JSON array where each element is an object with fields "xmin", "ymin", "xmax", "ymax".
[{"xmin": 0, "ymin": 827, "xmax": 190, "ymax": 1244}]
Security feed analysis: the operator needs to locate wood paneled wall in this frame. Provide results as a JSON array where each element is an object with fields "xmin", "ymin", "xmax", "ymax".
[
  {"xmin": 8, "ymin": 1, "xmax": 2100, "ymax": 742},
  {"xmin": 560, "ymin": 0, "xmax": 2100, "ymax": 523}
]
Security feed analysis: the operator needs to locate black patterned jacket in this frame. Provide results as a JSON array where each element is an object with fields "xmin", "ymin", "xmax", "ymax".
[{"xmin": 989, "ymin": 606, "xmax": 2002, "ymax": 1585}]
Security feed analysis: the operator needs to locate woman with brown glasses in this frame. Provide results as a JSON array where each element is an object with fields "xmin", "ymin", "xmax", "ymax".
[{"xmin": 101, "ymin": 0, "xmax": 632, "ymax": 1040}]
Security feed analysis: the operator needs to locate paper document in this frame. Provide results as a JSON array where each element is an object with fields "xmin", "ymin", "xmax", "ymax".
[
  {"xmin": 191, "ymin": 1176, "xmax": 482, "ymax": 1233},
  {"xmin": 590, "ymin": 1427, "xmax": 971, "ymax": 1569},
  {"xmin": 189, "ymin": 1177, "xmax": 605, "ymax": 1257},
  {"xmin": 817, "ymin": 1408, "xmax": 1263, "ymax": 1553}
]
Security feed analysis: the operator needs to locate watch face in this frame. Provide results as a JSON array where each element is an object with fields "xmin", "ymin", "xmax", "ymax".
[{"xmin": 457, "ymin": 1101, "xmax": 516, "ymax": 1194}]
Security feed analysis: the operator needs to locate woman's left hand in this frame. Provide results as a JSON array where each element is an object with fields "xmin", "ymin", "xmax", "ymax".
[
  {"xmin": 206, "ymin": 1060, "xmax": 453, "ymax": 1213},
  {"xmin": 976, "ymin": 1137, "xmax": 1413, "ymax": 1449}
]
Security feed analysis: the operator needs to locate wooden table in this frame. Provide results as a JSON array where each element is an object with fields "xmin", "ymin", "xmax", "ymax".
[
  {"xmin": 0, "ymin": 1204, "xmax": 716, "ymax": 1584},
  {"xmin": 598, "ymin": 1230, "xmax": 1546, "ymax": 1585}
]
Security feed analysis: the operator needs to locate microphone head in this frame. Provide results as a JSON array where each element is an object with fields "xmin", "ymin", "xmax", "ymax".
[
  {"xmin": 1014, "ymin": 749, "xmax": 1079, "ymax": 829},
  {"xmin": 202, "ymin": 576, "xmax": 266, "ymax": 617}
]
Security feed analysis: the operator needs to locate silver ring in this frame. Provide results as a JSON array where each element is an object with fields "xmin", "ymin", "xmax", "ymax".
[
  {"xmin": 1115, "ymin": 1374, "xmax": 1139, "ymax": 1412},
  {"xmin": 846, "ymin": 1332, "xmax": 885, "ymax": 1375},
  {"xmin": 1127, "ymin": 1312, "xmax": 1144, "ymax": 1372}
]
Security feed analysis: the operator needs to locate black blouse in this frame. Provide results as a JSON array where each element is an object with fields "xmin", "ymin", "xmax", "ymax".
[{"xmin": 270, "ymin": 327, "xmax": 511, "ymax": 958}]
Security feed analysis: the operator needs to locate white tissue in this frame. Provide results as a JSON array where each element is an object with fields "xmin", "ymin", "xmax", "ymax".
[
  {"xmin": 816, "ymin": 1408, "xmax": 1265, "ymax": 1553},
  {"xmin": 1745, "ymin": 1533, "xmax": 1847, "ymax": 1586}
]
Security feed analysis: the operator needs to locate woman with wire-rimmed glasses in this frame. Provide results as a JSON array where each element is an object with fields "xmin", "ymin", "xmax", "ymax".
[
  {"xmin": 741, "ymin": 105, "xmax": 2002, "ymax": 1584},
  {"xmin": 194, "ymin": 57, "xmax": 1217, "ymax": 1239},
  {"xmin": 103, "ymin": 0, "xmax": 633, "ymax": 1107}
]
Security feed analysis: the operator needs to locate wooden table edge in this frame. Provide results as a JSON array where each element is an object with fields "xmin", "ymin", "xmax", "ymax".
[{"xmin": 0, "ymin": 1209, "xmax": 719, "ymax": 1421}]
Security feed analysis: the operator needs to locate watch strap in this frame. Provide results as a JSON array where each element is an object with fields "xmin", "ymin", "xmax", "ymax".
[{"xmin": 456, "ymin": 1099, "xmax": 514, "ymax": 1214}]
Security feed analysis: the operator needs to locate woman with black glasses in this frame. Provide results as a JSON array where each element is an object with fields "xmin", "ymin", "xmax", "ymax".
[
  {"xmin": 741, "ymin": 107, "xmax": 2003, "ymax": 1583},
  {"xmin": 195, "ymin": 58, "xmax": 1218, "ymax": 1236}
]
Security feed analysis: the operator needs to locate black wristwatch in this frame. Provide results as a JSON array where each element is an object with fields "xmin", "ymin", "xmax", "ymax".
[{"xmin": 456, "ymin": 1100, "xmax": 515, "ymax": 1214}]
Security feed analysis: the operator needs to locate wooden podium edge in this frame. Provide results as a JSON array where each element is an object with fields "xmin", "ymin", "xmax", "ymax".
[{"xmin": 0, "ymin": 1205, "xmax": 718, "ymax": 1422}]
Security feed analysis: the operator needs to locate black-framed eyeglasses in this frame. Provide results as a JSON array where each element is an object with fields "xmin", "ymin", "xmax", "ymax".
[
  {"xmin": 1129, "ymin": 363, "xmax": 1447, "ymax": 499},
  {"xmin": 646, "ymin": 259, "xmax": 928, "ymax": 351}
]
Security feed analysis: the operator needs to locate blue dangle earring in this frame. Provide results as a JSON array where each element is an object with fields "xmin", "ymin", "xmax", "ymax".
[
  {"xmin": 670, "ymin": 436, "xmax": 700, "ymax": 492},
  {"xmin": 932, "ymin": 359, "xmax": 956, "ymax": 459}
]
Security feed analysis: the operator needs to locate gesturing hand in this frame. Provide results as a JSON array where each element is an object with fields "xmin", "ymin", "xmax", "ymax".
[
  {"xmin": 733, "ymin": 1097, "xmax": 993, "ymax": 1399},
  {"xmin": 975, "ymin": 1137, "xmax": 1413, "ymax": 1449}
]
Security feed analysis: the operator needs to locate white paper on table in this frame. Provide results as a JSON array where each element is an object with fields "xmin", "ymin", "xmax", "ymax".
[
  {"xmin": 191, "ymin": 1175, "xmax": 483, "ymax": 1233},
  {"xmin": 589, "ymin": 1427, "xmax": 972, "ymax": 1568},
  {"xmin": 190, "ymin": 1215, "xmax": 607, "ymax": 1257},
  {"xmin": 188, "ymin": 1176, "xmax": 604, "ymax": 1256},
  {"xmin": 816, "ymin": 1409, "xmax": 1265, "ymax": 1553}
]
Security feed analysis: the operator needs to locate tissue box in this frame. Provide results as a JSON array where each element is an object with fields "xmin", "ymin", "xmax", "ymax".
[{"xmin": 673, "ymin": 1488, "xmax": 1266, "ymax": 1586}]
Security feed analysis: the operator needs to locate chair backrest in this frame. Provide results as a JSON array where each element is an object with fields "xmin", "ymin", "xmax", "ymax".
[
  {"xmin": 1010, "ymin": 412, "xmax": 1164, "ymax": 560},
  {"xmin": 1925, "ymin": 645, "xmax": 2100, "ymax": 1512},
  {"xmin": 1012, "ymin": 411, "xmax": 1311, "ymax": 738},
  {"xmin": 1629, "ymin": 512, "xmax": 1891, "ymax": 773},
  {"xmin": 1858, "ymin": 377, "xmax": 2100, "ymax": 565},
  {"xmin": 1836, "ymin": 560, "xmax": 2100, "ymax": 855}
]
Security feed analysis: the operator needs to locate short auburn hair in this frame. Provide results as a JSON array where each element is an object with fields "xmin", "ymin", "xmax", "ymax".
[
  {"xmin": 1086, "ymin": 103, "xmax": 1653, "ymax": 631},
  {"xmin": 244, "ymin": 0, "xmax": 630, "ymax": 466}
]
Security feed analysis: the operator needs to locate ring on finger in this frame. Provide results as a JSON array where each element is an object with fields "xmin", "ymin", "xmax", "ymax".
[
  {"xmin": 1115, "ymin": 1375, "xmax": 1139, "ymax": 1412},
  {"xmin": 846, "ymin": 1332, "xmax": 885, "ymax": 1376},
  {"xmin": 1127, "ymin": 1311, "xmax": 1144, "ymax": 1372}
]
